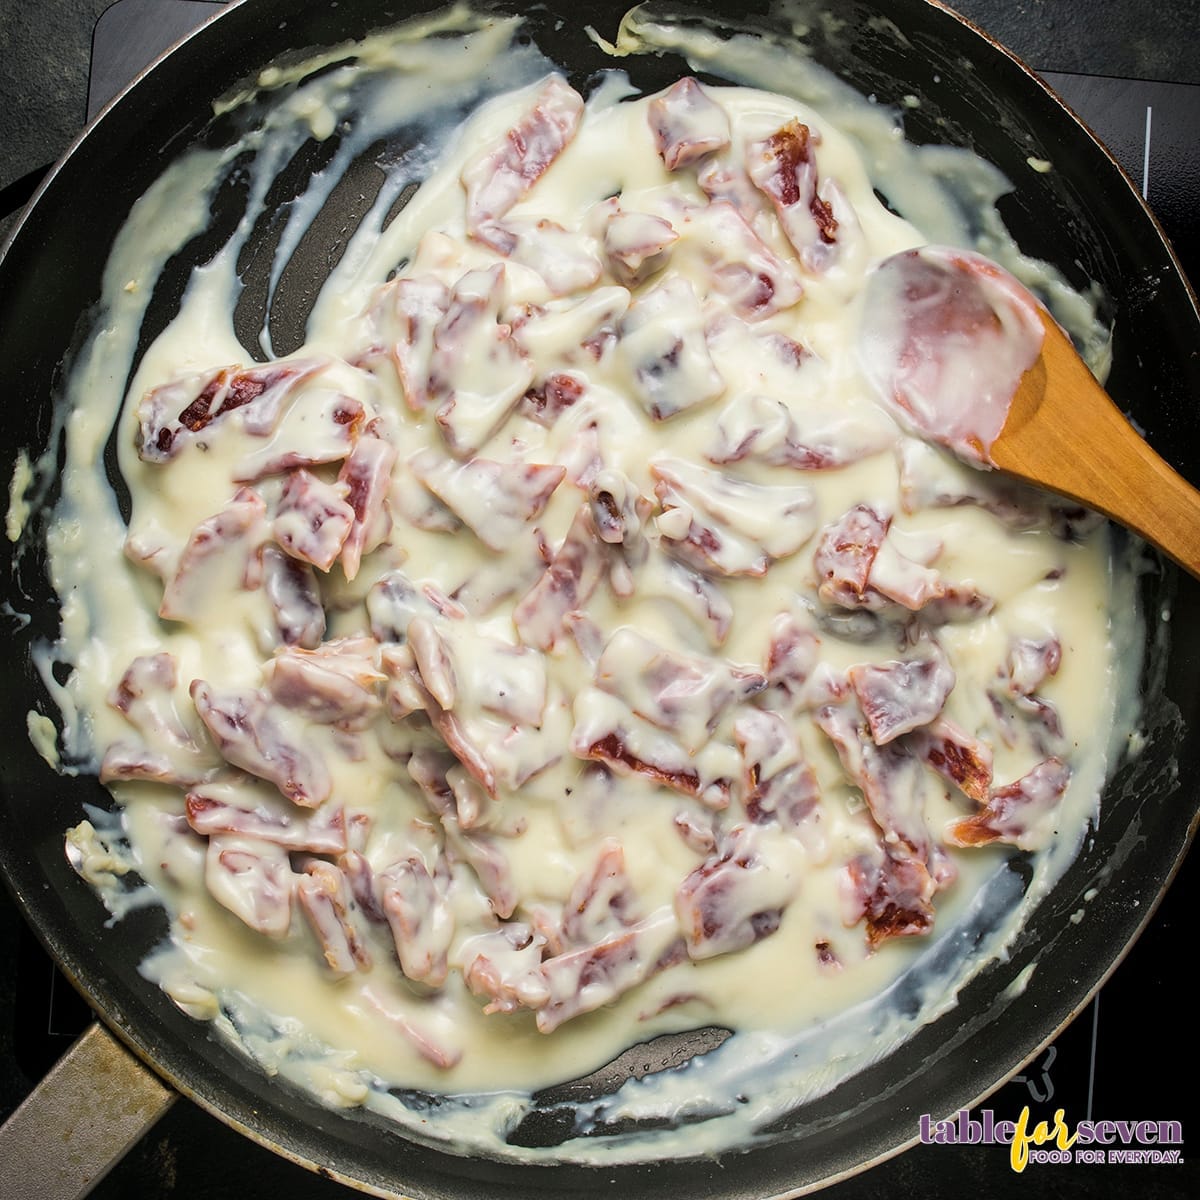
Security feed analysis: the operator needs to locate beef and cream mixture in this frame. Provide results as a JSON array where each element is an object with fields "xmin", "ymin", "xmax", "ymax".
[{"xmin": 34, "ymin": 8, "xmax": 1128, "ymax": 1162}]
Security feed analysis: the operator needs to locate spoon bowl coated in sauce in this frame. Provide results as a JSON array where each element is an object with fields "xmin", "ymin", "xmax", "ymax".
[{"xmin": 860, "ymin": 246, "xmax": 1200, "ymax": 578}]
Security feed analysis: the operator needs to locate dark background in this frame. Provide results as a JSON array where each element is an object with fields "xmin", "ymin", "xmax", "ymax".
[{"xmin": 0, "ymin": 1, "xmax": 1197, "ymax": 1197}]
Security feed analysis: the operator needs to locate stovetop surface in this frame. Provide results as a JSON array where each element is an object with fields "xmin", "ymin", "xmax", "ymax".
[{"xmin": 1, "ymin": 1, "xmax": 1197, "ymax": 1197}]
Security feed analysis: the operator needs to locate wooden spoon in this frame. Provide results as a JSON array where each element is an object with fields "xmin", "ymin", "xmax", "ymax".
[
  {"xmin": 992, "ymin": 309, "xmax": 1200, "ymax": 576},
  {"xmin": 860, "ymin": 245, "xmax": 1200, "ymax": 578}
]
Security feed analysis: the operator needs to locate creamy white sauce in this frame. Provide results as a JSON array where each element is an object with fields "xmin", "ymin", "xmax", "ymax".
[
  {"xmin": 25, "ymin": 4, "xmax": 1137, "ymax": 1167},
  {"xmin": 6, "ymin": 449, "xmax": 33, "ymax": 543}
]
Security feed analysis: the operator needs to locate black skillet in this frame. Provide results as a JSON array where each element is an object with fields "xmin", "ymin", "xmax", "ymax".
[{"xmin": 1, "ymin": 0, "xmax": 1198, "ymax": 1196}]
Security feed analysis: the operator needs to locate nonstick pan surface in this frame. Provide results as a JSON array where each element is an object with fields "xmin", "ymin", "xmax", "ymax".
[{"xmin": 2, "ymin": 1, "xmax": 1199, "ymax": 1197}]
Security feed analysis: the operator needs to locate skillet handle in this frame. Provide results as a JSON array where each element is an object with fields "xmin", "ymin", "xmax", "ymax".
[{"xmin": 0, "ymin": 1021, "xmax": 176, "ymax": 1200}]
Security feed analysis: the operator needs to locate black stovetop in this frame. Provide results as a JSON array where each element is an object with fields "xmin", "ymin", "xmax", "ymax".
[{"xmin": 1, "ymin": 2, "xmax": 1197, "ymax": 1197}]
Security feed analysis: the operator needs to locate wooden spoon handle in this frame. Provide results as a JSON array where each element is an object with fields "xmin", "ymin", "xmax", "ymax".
[{"xmin": 992, "ymin": 315, "xmax": 1200, "ymax": 577}]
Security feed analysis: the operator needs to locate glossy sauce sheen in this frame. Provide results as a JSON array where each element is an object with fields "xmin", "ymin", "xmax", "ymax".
[{"xmin": 34, "ymin": 10, "xmax": 1129, "ymax": 1162}]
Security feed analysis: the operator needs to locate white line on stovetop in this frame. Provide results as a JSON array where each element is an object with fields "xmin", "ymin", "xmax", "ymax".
[
  {"xmin": 1087, "ymin": 992, "xmax": 1100, "ymax": 1121},
  {"xmin": 1143, "ymin": 105, "xmax": 1153, "ymax": 199},
  {"xmin": 45, "ymin": 960, "xmax": 59, "ymax": 1036}
]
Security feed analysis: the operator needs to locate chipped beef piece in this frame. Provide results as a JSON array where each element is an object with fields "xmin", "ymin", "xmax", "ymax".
[
  {"xmin": 428, "ymin": 265, "xmax": 534, "ymax": 457},
  {"xmin": 679, "ymin": 200, "xmax": 804, "ymax": 319},
  {"xmin": 409, "ymin": 449, "xmax": 565, "ymax": 552},
  {"xmin": 185, "ymin": 783, "xmax": 347, "ymax": 853},
  {"xmin": 264, "ymin": 638, "xmax": 384, "ymax": 728},
  {"xmin": 733, "ymin": 708, "xmax": 821, "ymax": 830},
  {"xmin": 602, "ymin": 207, "xmax": 679, "ymax": 286},
  {"xmin": 537, "ymin": 911, "xmax": 683, "ymax": 1033},
  {"xmin": 379, "ymin": 855, "xmax": 456, "ymax": 987},
  {"xmin": 675, "ymin": 826, "xmax": 795, "ymax": 960},
  {"xmin": 648, "ymin": 77, "xmax": 731, "ymax": 171},
  {"xmin": 816, "ymin": 699, "xmax": 955, "ymax": 894},
  {"xmin": 204, "ymin": 835, "xmax": 294, "ymax": 938},
  {"xmin": 137, "ymin": 358, "xmax": 327, "ymax": 462},
  {"xmin": 273, "ymin": 468, "xmax": 355, "ymax": 572},
  {"xmin": 233, "ymin": 391, "xmax": 365, "ymax": 482},
  {"xmin": 570, "ymin": 686, "xmax": 732, "ymax": 809},
  {"xmin": 191, "ymin": 680, "xmax": 333, "ymax": 808},
  {"xmin": 618, "ymin": 276, "xmax": 725, "ymax": 421},
  {"xmin": 514, "ymin": 504, "xmax": 611, "ymax": 651},
  {"xmin": 297, "ymin": 859, "xmax": 373, "ymax": 977},
  {"xmin": 946, "ymin": 757, "xmax": 1072, "ymax": 850},
  {"xmin": 338, "ymin": 432, "xmax": 397, "ymax": 581},
  {"xmin": 101, "ymin": 653, "xmax": 218, "ymax": 787},
  {"xmin": 848, "ymin": 640, "xmax": 956, "ymax": 745},
  {"xmin": 910, "ymin": 717, "xmax": 994, "ymax": 802},
  {"xmin": 746, "ymin": 119, "xmax": 839, "ymax": 268},
  {"xmin": 461, "ymin": 75, "xmax": 585, "ymax": 244},
  {"xmin": 652, "ymin": 456, "xmax": 817, "ymax": 577},
  {"xmin": 158, "ymin": 489, "xmax": 268, "ymax": 624},
  {"xmin": 594, "ymin": 626, "xmax": 765, "ymax": 754},
  {"xmin": 842, "ymin": 848, "xmax": 936, "ymax": 948}
]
